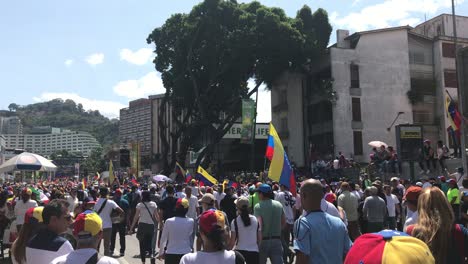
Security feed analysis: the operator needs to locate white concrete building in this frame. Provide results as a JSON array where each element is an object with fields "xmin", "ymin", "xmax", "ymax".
[
  {"xmin": 271, "ymin": 14, "xmax": 468, "ymax": 165},
  {"xmin": 3, "ymin": 127, "xmax": 100, "ymax": 156},
  {"xmin": 0, "ymin": 135, "xmax": 5, "ymax": 165}
]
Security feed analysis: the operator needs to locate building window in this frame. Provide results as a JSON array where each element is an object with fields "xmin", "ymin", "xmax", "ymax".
[
  {"xmin": 350, "ymin": 63, "xmax": 360, "ymax": 88},
  {"xmin": 352, "ymin": 98, "xmax": 362, "ymax": 122},
  {"xmin": 280, "ymin": 117, "xmax": 288, "ymax": 132},
  {"xmin": 444, "ymin": 70, "xmax": 458, "ymax": 88},
  {"xmin": 409, "ymin": 51, "xmax": 425, "ymax": 64},
  {"xmin": 353, "ymin": 131, "xmax": 363, "ymax": 155},
  {"xmin": 442, "ymin": 43, "xmax": 455, "ymax": 58}
]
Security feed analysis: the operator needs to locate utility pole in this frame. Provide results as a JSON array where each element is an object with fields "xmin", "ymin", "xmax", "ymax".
[{"xmin": 452, "ymin": 0, "xmax": 467, "ymax": 173}]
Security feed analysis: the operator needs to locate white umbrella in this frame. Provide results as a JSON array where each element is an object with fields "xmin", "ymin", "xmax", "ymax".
[
  {"xmin": 0, "ymin": 152, "xmax": 57, "ymax": 173},
  {"xmin": 152, "ymin": 174, "xmax": 170, "ymax": 182},
  {"xmin": 368, "ymin": 141, "xmax": 388, "ymax": 148}
]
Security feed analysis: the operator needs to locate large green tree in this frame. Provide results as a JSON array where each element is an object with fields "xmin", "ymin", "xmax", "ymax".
[{"xmin": 147, "ymin": 0, "xmax": 332, "ymax": 173}]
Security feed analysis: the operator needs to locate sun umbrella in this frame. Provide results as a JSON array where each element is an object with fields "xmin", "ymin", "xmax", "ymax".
[
  {"xmin": 0, "ymin": 152, "xmax": 57, "ymax": 173},
  {"xmin": 368, "ymin": 141, "xmax": 388, "ymax": 148},
  {"xmin": 152, "ymin": 174, "xmax": 170, "ymax": 182}
]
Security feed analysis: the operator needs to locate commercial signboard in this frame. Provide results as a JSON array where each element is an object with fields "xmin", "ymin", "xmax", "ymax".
[
  {"xmin": 396, "ymin": 125, "xmax": 423, "ymax": 161},
  {"xmin": 223, "ymin": 123, "xmax": 269, "ymax": 139}
]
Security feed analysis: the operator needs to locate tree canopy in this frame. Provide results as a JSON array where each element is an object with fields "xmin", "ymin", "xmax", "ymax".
[{"xmin": 147, "ymin": 0, "xmax": 332, "ymax": 172}]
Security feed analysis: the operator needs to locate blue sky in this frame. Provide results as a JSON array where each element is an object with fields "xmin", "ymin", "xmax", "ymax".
[{"xmin": 0, "ymin": 0, "xmax": 466, "ymax": 122}]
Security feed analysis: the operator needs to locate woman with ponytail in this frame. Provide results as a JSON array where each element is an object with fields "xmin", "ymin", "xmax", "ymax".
[
  {"xmin": 228, "ymin": 197, "xmax": 261, "ymax": 264},
  {"xmin": 180, "ymin": 210, "xmax": 245, "ymax": 264}
]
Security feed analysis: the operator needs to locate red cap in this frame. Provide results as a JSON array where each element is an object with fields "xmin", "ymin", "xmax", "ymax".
[
  {"xmin": 403, "ymin": 186, "xmax": 422, "ymax": 201},
  {"xmin": 114, "ymin": 189, "xmax": 122, "ymax": 196},
  {"xmin": 199, "ymin": 210, "xmax": 225, "ymax": 234}
]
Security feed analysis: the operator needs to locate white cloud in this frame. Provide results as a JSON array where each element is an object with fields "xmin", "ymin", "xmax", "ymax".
[
  {"xmin": 113, "ymin": 72, "xmax": 165, "ymax": 99},
  {"xmin": 64, "ymin": 59, "xmax": 73, "ymax": 67},
  {"xmin": 85, "ymin": 53, "xmax": 104, "ymax": 65},
  {"xmin": 120, "ymin": 48, "xmax": 154, "ymax": 65},
  {"xmin": 32, "ymin": 93, "xmax": 125, "ymax": 119},
  {"xmin": 333, "ymin": 0, "xmax": 464, "ymax": 32},
  {"xmin": 248, "ymin": 79, "xmax": 271, "ymax": 123}
]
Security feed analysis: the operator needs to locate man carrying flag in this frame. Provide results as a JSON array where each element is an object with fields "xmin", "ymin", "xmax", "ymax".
[
  {"xmin": 265, "ymin": 123, "xmax": 296, "ymax": 196},
  {"xmin": 264, "ymin": 123, "xmax": 296, "ymax": 264}
]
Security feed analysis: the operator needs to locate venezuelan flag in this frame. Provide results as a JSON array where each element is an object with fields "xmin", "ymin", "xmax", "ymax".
[
  {"xmin": 197, "ymin": 166, "xmax": 218, "ymax": 186},
  {"xmin": 175, "ymin": 162, "xmax": 186, "ymax": 178},
  {"xmin": 266, "ymin": 123, "xmax": 296, "ymax": 195},
  {"xmin": 185, "ymin": 171, "xmax": 193, "ymax": 183},
  {"xmin": 222, "ymin": 179, "xmax": 238, "ymax": 192},
  {"xmin": 446, "ymin": 95, "xmax": 462, "ymax": 130},
  {"xmin": 82, "ymin": 178, "xmax": 87, "ymax": 190}
]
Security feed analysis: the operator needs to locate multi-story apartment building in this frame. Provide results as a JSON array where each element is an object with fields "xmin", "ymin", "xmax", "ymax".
[
  {"xmin": 119, "ymin": 98, "xmax": 152, "ymax": 158},
  {"xmin": 271, "ymin": 14, "xmax": 468, "ymax": 165},
  {"xmin": 3, "ymin": 126, "xmax": 100, "ymax": 156},
  {"xmin": 0, "ymin": 116, "xmax": 23, "ymax": 134}
]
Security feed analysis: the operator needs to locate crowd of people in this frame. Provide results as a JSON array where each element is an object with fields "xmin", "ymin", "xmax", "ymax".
[{"xmin": 0, "ymin": 168, "xmax": 466, "ymax": 264}]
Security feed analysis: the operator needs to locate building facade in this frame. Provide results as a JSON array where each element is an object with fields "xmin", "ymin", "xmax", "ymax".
[
  {"xmin": 271, "ymin": 14, "xmax": 468, "ymax": 165},
  {"xmin": 3, "ymin": 127, "xmax": 100, "ymax": 156},
  {"xmin": 119, "ymin": 98, "xmax": 152, "ymax": 157},
  {"xmin": 0, "ymin": 116, "xmax": 23, "ymax": 135},
  {"xmin": 0, "ymin": 135, "xmax": 5, "ymax": 165}
]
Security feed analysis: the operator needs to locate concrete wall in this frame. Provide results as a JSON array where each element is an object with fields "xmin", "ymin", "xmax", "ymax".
[
  {"xmin": 331, "ymin": 29, "xmax": 414, "ymax": 162},
  {"xmin": 271, "ymin": 72, "xmax": 305, "ymax": 167},
  {"xmin": 414, "ymin": 14, "xmax": 468, "ymax": 39}
]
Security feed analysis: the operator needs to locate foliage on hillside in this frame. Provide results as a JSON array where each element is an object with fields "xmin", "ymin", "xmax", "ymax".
[{"xmin": 7, "ymin": 99, "xmax": 119, "ymax": 147}]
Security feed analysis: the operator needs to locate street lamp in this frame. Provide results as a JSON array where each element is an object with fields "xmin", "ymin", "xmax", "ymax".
[{"xmin": 387, "ymin": 112, "xmax": 405, "ymax": 132}]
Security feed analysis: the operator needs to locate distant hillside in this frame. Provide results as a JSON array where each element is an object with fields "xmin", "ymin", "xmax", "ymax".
[{"xmin": 5, "ymin": 99, "xmax": 119, "ymax": 147}]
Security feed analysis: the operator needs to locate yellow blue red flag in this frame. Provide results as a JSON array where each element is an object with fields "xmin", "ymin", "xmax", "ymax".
[
  {"xmin": 197, "ymin": 166, "xmax": 218, "ymax": 186},
  {"xmin": 266, "ymin": 123, "xmax": 296, "ymax": 195}
]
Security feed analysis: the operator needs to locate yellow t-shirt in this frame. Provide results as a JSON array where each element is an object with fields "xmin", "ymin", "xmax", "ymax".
[{"xmin": 447, "ymin": 188, "xmax": 460, "ymax": 205}]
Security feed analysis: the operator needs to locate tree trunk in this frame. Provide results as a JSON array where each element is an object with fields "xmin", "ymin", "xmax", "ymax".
[{"xmin": 158, "ymin": 94, "xmax": 171, "ymax": 174}]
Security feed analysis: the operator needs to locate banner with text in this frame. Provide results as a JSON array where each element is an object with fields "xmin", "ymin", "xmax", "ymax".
[{"xmin": 241, "ymin": 99, "xmax": 255, "ymax": 143}]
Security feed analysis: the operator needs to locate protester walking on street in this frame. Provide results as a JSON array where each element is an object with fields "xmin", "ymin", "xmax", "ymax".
[
  {"xmin": 337, "ymin": 182, "xmax": 360, "ymax": 240},
  {"xmin": 254, "ymin": 184, "xmax": 285, "ymax": 264},
  {"xmin": 158, "ymin": 198, "xmax": 193, "ymax": 264},
  {"xmin": 180, "ymin": 210, "xmax": 245, "ymax": 264},
  {"xmin": 362, "ymin": 186, "xmax": 387, "ymax": 233},
  {"xmin": 95, "ymin": 187, "xmax": 124, "ymax": 257},
  {"xmin": 14, "ymin": 188, "xmax": 38, "ymax": 233},
  {"xmin": 51, "ymin": 211, "xmax": 119, "ymax": 264},
  {"xmin": 25, "ymin": 199, "xmax": 74, "ymax": 264},
  {"xmin": 228, "ymin": 197, "xmax": 261, "ymax": 264},
  {"xmin": 110, "ymin": 188, "xmax": 129, "ymax": 257},
  {"xmin": 11, "ymin": 207, "xmax": 44, "ymax": 264},
  {"xmin": 275, "ymin": 184, "xmax": 296, "ymax": 263},
  {"xmin": 447, "ymin": 179, "xmax": 461, "ymax": 222},
  {"xmin": 383, "ymin": 185, "xmax": 400, "ymax": 230},
  {"xmin": 129, "ymin": 190, "xmax": 159, "ymax": 264},
  {"xmin": 294, "ymin": 179, "xmax": 352, "ymax": 264}
]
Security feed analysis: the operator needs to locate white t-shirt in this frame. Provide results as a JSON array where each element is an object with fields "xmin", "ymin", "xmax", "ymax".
[
  {"xmin": 230, "ymin": 215, "xmax": 259, "ymax": 252},
  {"xmin": 175, "ymin": 192, "xmax": 187, "ymax": 199},
  {"xmin": 404, "ymin": 210, "xmax": 419, "ymax": 232},
  {"xmin": 180, "ymin": 250, "xmax": 236, "ymax": 264},
  {"xmin": 94, "ymin": 198, "xmax": 119, "ymax": 229},
  {"xmin": 14, "ymin": 199, "xmax": 38, "ymax": 225},
  {"xmin": 66, "ymin": 195, "xmax": 78, "ymax": 213},
  {"xmin": 159, "ymin": 216, "xmax": 194, "ymax": 255},
  {"xmin": 186, "ymin": 195, "xmax": 199, "ymax": 219},
  {"xmin": 214, "ymin": 191, "xmax": 225, "ymax": 207},
  {"xmin": 190, "ymin": 186, "xmax": 199, "ymax": 197},
  {"xmin": 275, "ymin": 191, "xmax": 296, "ymax": 224},
  {"xmin": 385, "ymin": 194, "xmax": 399, "ymax": 217},
  {"xmin": 51, "ymin": 248, "xmax": 119, "ymax": 264},
  {"xmin": 136, "ymin": 201, "xmax": 158, "ymax": 224},
  {"xmin": 320, "ymin": 198, "xmax": 341, "ymax": 219}
]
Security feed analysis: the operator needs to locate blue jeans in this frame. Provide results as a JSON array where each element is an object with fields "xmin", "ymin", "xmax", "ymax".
[{"xmin": 259, "ymin": 239, "xmax": 283, "ymax": 264}]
